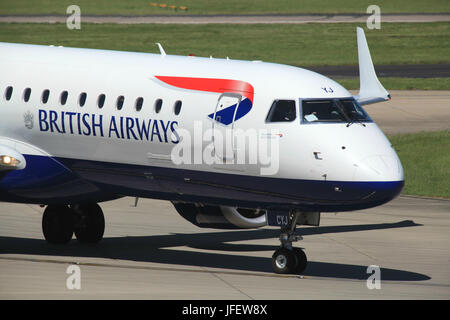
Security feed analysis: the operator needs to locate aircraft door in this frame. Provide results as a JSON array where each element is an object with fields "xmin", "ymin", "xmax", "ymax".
[{"xmin": 212, "ymin": 93, "xmax": 242, "ymax": 161}]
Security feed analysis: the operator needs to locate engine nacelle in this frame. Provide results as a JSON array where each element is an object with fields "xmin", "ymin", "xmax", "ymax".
[{"xmin": 172, "ymin": 202, "xmax": 267, "ymax": 229}]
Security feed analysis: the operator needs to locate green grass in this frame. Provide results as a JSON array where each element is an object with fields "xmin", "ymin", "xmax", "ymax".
[
  {"xmin": 0, "ymin": 22, "xmax": 449, "ymax": 67},
  {"xmin": 335, "ymin": 78, "xmax": 450, "ymax": 90},
  {"xmin": 1, "ymin": 0, "xmax": 449, "ymax": 15},
  {"xmin": 1, "ymin": 22, "xmax": 448, "ymax": 89},
  {"xmin": 388, "ymin": 131, "xmax": 450, "ymax": 198}
]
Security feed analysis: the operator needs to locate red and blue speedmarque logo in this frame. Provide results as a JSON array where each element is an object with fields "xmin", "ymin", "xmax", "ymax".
[{"xmin": 155, "ymin": 76, "xmax": 254, "ymax": 125}]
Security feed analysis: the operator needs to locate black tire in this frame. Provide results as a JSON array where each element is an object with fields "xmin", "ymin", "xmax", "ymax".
[
  {"xmin": 292, "ymin": 247, "xmax": 308, "ymax": 274},
  {"xmin": 42, "ymin": 205, "xmax": 74, "ymax": 244},
  {"xmin": 272, "ymin": 248, "xmax": 296, "ymax": 274},
  {"xmin": 73, "ymin": 203, "xmax": 105, "ymax": 244}
]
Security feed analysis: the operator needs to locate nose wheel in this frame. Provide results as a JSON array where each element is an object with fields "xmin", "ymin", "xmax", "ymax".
[
  {"xmin": 272, "ymin": 211, "xmax": 308, "ymax": 274},
  {"xmin": 292, "ymin": 247, "xmax": 307, "ymax": 273},
  {"xmin": 272, "ymin": 247, "xmax": 307, "ymax": 274}
]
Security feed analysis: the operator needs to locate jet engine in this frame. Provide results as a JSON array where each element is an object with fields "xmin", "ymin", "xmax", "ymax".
[{"xmin": 172, "ymin": 202, "xmax": 267, "ymax": 229}]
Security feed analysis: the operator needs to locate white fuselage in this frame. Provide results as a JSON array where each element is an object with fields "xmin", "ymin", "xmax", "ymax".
[{"xmin": 0, "ymin": 42, "xmax": 404, "ymax": 210}]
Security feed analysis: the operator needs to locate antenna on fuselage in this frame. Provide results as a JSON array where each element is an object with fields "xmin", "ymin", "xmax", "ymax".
[{"xmin": 156, "ymin": 43, "xmax": 166, "ymax": 57}]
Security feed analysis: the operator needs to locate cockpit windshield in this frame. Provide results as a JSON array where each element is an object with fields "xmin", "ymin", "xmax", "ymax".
[{"xmin": 302, "ymin": 98, "xmax": 372, "ymax": 124}]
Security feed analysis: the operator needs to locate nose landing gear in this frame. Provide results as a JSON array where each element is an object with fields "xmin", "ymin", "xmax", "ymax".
[{"xmin": 272, "ymin": 211, "xmax": 308, "ymax": 274}]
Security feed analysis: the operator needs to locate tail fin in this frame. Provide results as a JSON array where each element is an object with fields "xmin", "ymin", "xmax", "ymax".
[{"xmin": 354, "ymin": 27, "xmax": 390, "ymax": 105}]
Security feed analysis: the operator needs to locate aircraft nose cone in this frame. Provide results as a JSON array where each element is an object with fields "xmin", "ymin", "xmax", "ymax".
[
  {"xmin": 351, "ymin": 154, "xmax": 404, "ymax": 206},
  {"xmin": 354, "ymin": 154, "xmax": 404, "ymax": 182}
]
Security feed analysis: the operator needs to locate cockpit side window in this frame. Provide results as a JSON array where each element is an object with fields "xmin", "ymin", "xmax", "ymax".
[
  {"xmin": 266, "ymin": 100, "xmax": 296, "ymax": 122},
  {"xmin": 302, "ymin": 98, "xmax": 372, "ymax": 123}
]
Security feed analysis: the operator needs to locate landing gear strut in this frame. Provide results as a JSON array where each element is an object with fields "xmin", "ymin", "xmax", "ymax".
[
  {"xmin": 42, "ymin": 203, "xmax": 105, "ymax": 244},
  {"xmin": 272, "ymin": 211, "xmax": 308, "ymax": 274}
]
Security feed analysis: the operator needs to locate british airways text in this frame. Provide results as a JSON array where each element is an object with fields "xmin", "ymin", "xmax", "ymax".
[{"xmin": 38, "ymin": 109, "xmax": 180, "ymax": 143}]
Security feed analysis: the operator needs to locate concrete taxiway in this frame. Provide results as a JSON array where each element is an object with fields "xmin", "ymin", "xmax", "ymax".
[
  {"xmin": 0, "ymin": 196, "xmax": 449, "ymax": 299},
  {"xmin": 364, "ymin": 90, "xmax": 450, "ymax": 134},
  {"xmin": 0, "ymin": 90, "xmax": 449, "ymax": 299}
]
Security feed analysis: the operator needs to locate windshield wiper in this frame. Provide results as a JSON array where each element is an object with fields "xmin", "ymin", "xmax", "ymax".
[
  {"xmin": 348, "ymin": 116, "xmax": 367, "ymax": 127},
  {"xmin": 333, "ymin": 100, "xmax": 353, "ymax": 125},
  {"xmin": 345, "ymin": 116, "xmax": 366, "ymax": 128},
  {"xmin": 335, "ymin": 100, "xmax": 366, "ymax": 127}
]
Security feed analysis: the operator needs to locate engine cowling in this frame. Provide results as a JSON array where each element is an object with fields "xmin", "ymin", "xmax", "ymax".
[{"xmin": 172, "ymin": 202, "xmax": 267, "ymax": 229}]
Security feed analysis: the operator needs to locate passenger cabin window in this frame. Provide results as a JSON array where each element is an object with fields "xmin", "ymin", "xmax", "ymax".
[
  {"xmin": 23, "ymin": 88, "xmax": 31, "ymax": 102},
  {"xmin": 155, "ymin": 99, "xmax": 162, "ymax": 113},
  {"xmin": 4, "ymin": 86, "xmax": 13, "ymax": 101},
  {"xmin": 42, "ymin": 89, "xmax": 50, "ymax": 104},
  {"xmin": 135, "ymin": 97, "xmax": 143, "ymax": 111},
  {"xmin": 302, "ymin": 99, "xmax": 372, "ymax": 124},
  {"xmin": 117, "ymin": 95, "xmax": 125, "ymax": 110},
  {"xmin": 174, "ymin": 100, "xmax": 182, "ymax": 115},
  {"xmin": 98, "ymin": 94, "xmax": 106, "ymax": 109},
  {"xmin": 79, "ymin": 92, "xmax": 87, "ymax": 107},
  {"xmin": 60, "ymin": 91, "xmax": 68, "ymax": 105},
  {"xmin": 266, "ymin": 100, "xmax": 296, "ymax": 122}
]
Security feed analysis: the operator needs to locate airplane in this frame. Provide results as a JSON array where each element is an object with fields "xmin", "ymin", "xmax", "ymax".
[{"xmin": 0, "ymin": 27, "xmax": 403, "ymax": 274}]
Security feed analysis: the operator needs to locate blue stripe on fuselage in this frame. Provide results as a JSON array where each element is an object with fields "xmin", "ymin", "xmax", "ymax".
[{"xmin": 0, "ymin": 154, "xmax": 404, "ymax": 211}]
